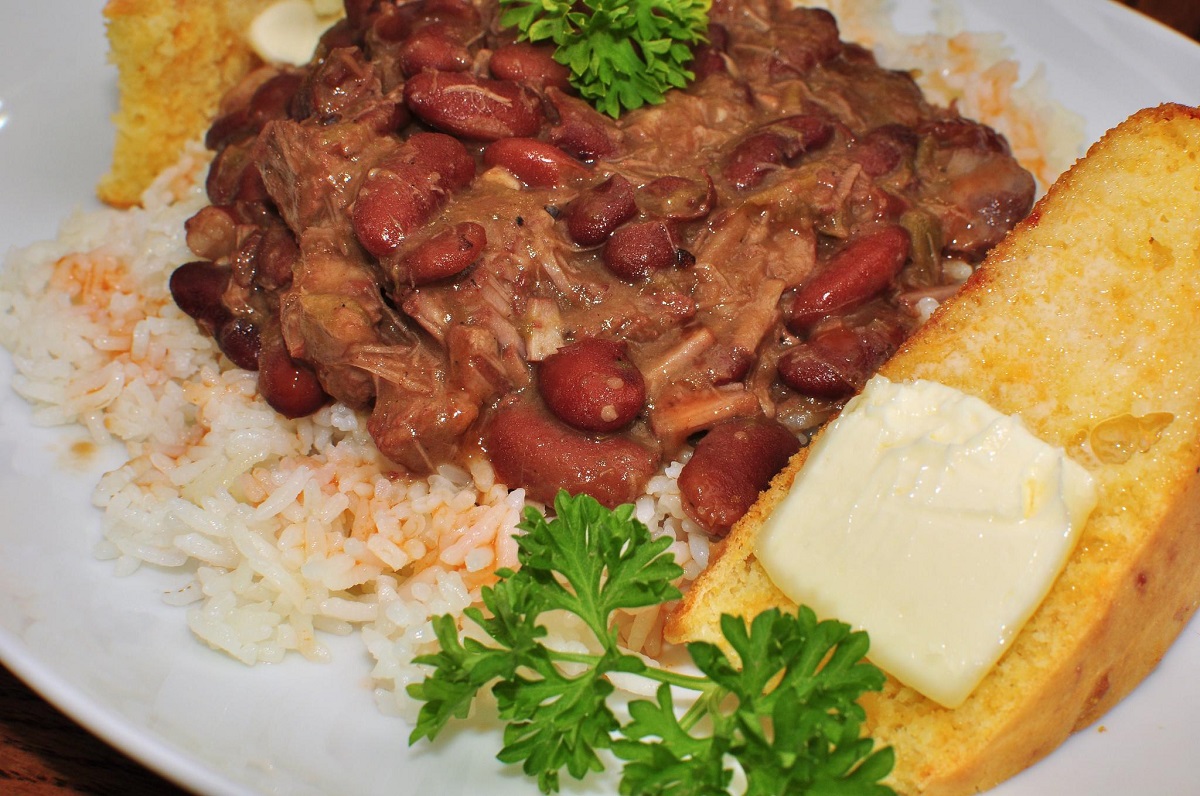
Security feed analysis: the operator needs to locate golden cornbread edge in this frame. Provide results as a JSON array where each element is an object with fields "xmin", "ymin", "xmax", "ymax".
[
  {"xmin": 99, "ymin": 0, "xmax": 276, "ymax": 208},
  {"xmin": 665, "ymin": 103, "xmax": 1200, "ymax": 795}
]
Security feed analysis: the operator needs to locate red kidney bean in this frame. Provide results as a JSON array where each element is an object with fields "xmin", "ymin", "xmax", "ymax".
[
  {"xmin": 403, "ymin": 71, "xmax": 545, "ymax": 141},
  {"xmin": 257, "ymin": 335, "xmax": 329, "ymax": 418},
  {"xmin": 537, "ymin": 339, "xmax": 646, "ymax": 432},
  {"xmin": 248, "ymin": 70, "xmax": 304, "ymax": 122},
  {"xmin": 386, "ymin": 0, "xmax": 480, "ymax": 33},
  {"xmin": 169, "ymin": 261, "xmax": 232, "ymax": 332},
  {"xmin": 698, "ymin": 344, "xmax": 755, "ymax": 386},
  {"xmin": 637, "ymin": 173, "xmax": 715, "ymax": 221},
  {"xmin": 352, "ymin": 132, "xmax": 475, "ymax": 258},
  {"xmin": 723, "ymin": 115, "xmax": 834, "ymax": 190},
  {"xmin": 787, "ymin": 226, "xmax": 911, "ymax": 331},
  {"xmin": 850, "ymin": 124, "xmax": 918, "ymax": 177},
  {"xmin": 400, "ymin": 221, "xmax": 487, "ymax": 285},
  {"xmin": 690, "ymin": 23, "xmax": 730, "ymax": 79},
  {"xmin": 544, "ymin": 87, "xmax": 622, "ymax": 161},
  {"xmin": 564, "ymin": 174, "xmax": 637, "ymax": 246},
  {"xmin": 398, "ymin": 23, "xmax": 472, "ymax": 76},
  {"xmin": 305, "ymin": 48, "xmax": 376, "ymax": 117},
  {"xmin": 229, "ymin": 228, "xmax": 262, "ymax": 289},
  {"xmin": 489, "ymin": 43, "xmax": 572, "ymax": 91},
  {"xmin": 482, "ymin": 138, "xmax": 590, "ymax": 188},
  {"xmin": 777, "ymin": 114, "xmax": 835, "ymax": 151},
  {"xmin": 777, "ymin": 323, "xmax": 902, "ymax": 399},
  {"xmin": 217, "ymin": 317, "xmax": 262, "ymax": 371},
  {"xmin": 483, "ymin": 398, "xmax": 659, "ymax": 507},
  {"xmin": 405, "ymin": 131, "xmax": 477, "ymax": 190},
  {"xmin": 254, "ymin": 225, "xmax": 299, "ymax": 291},
  {"xmin": 205, "ymin": 112, "xmax": 252, "ymax": 156},
  {"xmin": 206, "ymin": 70, "xmax": 303, "ymax": 150},
  {"xmin": 368, "ymin": 6, "xmax": 407, "ymax": 42},
  {"xmin": 677, "ymin": 416, "xmax": 801, "ymax": 536},
  {"xmin": 764, "ymin": 7, "xmax": 842, "ymax": 77},
  {"xmin": 602, "ymin": 220, "xmax": 682, "ymax": 281},
  {"xmin": 353, "ymin": 166, "xmax": 437, "ymax": 258},
  {"xmin": 363, "ymin": 2, "xmax": 479, "ymax": 89},
  {"xmin": 185, "ymin": 206, "xmax": 239, "ymax": 261},
  {"xmin": 368, "ymin": 97, "xmax": 415, "ymax": 135},
  {"xmin": 777, "ymin": 338, "xmax": 853, "ymax": 399},
  {"xmin": 723, "ymin": 131, "xmax": 790, "ymax": 190},
  {"xmin": 205, "ymin": 141, "xmax": 269, "ymax": 206},
  {"xmin": 343, "ymin": 0, "xmax": 375, "ymax": 30},
  {"xmin": 210, "ymin": 69, "xmax": 281, "ymax": 129}
]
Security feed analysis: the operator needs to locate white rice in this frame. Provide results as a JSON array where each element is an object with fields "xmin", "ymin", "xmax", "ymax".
[{"xmin": 0, "ymin": 6, "xmax": 1077, "ymax": 721}]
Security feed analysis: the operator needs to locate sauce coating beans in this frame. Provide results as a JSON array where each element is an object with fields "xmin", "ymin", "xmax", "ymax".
[
  {"xmin": 399, "ymin": 221, "xmax": 487, "ymax": 285},
  {"xmin": 484, "ymin": 398, "xmax": 659, "ymax": 508},
  {"xmin": 174, "ymin": 0, "xmax": 1034, "ymax": 520},
  {"xmin": 488, "ymin": 43, "xmax": 572, "ymax": 91},
  {"xmin": 351, "ymin": 132, "xmax": 475, "ymax": 258},
  {"xmin": 482, "ymin": 138, "xmax": 590, "ymax": 188},
  {"xmin": 564, "ymin": 174, "xmax": 638, "ymax": 246},
  {"xmin": 678, "ymin": 417, "xmax": 803, "ymax": 536},
  {"xmin": 169, "ymin": 260, "xmax": 231, "ymax": 332},
  {"xmin": 257, "ymin": 333, "xmax": 330, "ymax": 418},
  {"xmin": 537, "ymin": 339, "xmax": 646, "ymax": 432},
  {"xmin": 788, "ymin": 226, "xmax": 912, "ymax": 331},
  {"xmin": 217, "ymin": 317, "xmax": 262, "ymax": 371},
  {"xmin": 637, "ymin": 174, "xmax": 716, "ymax": 222},
  {"xmin": 403, "ymin": 71, "xmax": 544, "ymax": 141},
  {"xmin": 602, "ymin": 220, "xmax": 685, "ymax": 281},
  {"xmin": 777, "ymin": 322, "xmax": 904, "ymax": 399}
]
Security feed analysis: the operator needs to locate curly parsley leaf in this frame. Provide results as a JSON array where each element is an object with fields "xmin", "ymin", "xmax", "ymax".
[
  {"xmin": 498, "ymin": 0, "xmax": 711, "ymax": 117},
  {"xmin": 515, "ymin": 493, "xmax": 683, "ymax": 639},
  {"xmin": 620, "ymin": 610, "xmax": 893, "ymax": 796},
  {"xmin": 408, "ymin": 490, "xmax": 895, "ymax": 795}
]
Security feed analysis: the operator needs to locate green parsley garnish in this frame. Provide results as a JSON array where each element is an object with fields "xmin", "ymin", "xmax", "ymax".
[
  {"xmin": 407, "ymin": 491, "xmax": 895, "ymax": 795},
  {"xmin": 497, "ymin": 0, "xmax": 712, "ymax": 117}
]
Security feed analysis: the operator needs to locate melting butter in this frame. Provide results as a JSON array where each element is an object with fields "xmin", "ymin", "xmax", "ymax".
[
  {"xmin": 755, "ymin": 375, "xmax": 1097, "ymax": 708},
  {"xmin": 249, "ymin": 0, "xmax": 344, "ymax": 66}
]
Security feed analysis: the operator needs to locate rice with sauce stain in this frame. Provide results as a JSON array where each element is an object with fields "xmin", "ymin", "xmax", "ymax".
[{"xmin": 0, "ymin": 4, "xmax": 1077, "ymax": 719}]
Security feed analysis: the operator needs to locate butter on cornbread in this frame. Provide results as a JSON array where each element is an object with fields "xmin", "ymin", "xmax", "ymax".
[{"xmin": 666, "ymin": 104, "xmax": 1200, "ymax": 795}]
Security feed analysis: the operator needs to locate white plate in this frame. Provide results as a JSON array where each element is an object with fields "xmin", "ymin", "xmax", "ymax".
[{"xmin": 2, "ymin": 2, "xmax": 1200, "ymax": 794}]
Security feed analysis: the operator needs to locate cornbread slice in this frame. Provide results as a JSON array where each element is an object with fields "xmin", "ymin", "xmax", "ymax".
[
  {"xmin": 99, "ymin": 0, "xmax": 275, "ymax": 207},
  {"xmin": 665, "ymin": 103, "xmax": 1200, "ymax": 795}
]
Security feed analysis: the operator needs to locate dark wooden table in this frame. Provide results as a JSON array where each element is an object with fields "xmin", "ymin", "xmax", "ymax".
[
  {"xmin": 2, "ymin": 3, "xmax": 1197, "ymax": 795},
  {"xmin": 1121, "ymin": 0, "xmax": 1200, "ymax": 39},
  {"xmin": 0, "ymin": 664, "xmax": 187, "ymax": 794}
]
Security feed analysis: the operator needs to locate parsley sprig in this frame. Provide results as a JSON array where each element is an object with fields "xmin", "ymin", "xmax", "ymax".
[
  {"xmin": 408, "ymin": 491, "xmax": 895, "ymax": 794},
  {"xmin": 497, "ymin": 0, "xmax": 711, "ymax": 117}
]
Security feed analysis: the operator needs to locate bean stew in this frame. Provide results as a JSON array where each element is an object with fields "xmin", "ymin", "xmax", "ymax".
[{"xmin": 170, "ymin": 0, "xmax": 1035, "ymax": 533}]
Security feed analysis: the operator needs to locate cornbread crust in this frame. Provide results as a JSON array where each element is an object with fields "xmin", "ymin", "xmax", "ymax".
[
  {"xmin": 99, "ymin": 0, "xmax": 274, "ymax": 207},
  {"xmin": 665, "ymin": 104, "xmax": 1200, "ymax": 794}
]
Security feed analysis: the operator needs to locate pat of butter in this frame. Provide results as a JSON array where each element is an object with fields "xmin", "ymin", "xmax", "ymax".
[
  {"xmin": 755, "ymin": 376, "xmax": 1097, "ymax": 709},
  {"xmin": 249, "ymin": 0, "xmax": 343, "ymax": 67}
]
